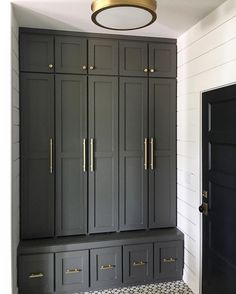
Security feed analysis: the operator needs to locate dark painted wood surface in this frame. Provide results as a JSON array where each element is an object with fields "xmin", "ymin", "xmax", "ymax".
[
  {"xmin": 55, "ymin": 250, "xmax": 89, "ymax": 292},
  {"xmin": 20, "ymin": 34, "xmax": 54, "ymax": 73},
  {"xmin": 55, "ymin": 75, "xmax": 87, "ymax": 236},
  {"xmin": 119, "ymin": 77, "xmax": 148, "ymax": 231},
  {"xmin": 20, "ymin": 73, "xmax": 54, "ymax": 239},
  {"xmin": 55, "ymin": 36, "xmax": 87, "ymax": 74},
  {"xmin": 202, "ymin": 84, "xmax": 236, "ymax": 294},
  {"xmin": 88, "ymin": 76, "xmax": 119, "ymax": 233},
  {"xmin": 149, "ymin": 79, "xmax": 177, "ymax": 228}
]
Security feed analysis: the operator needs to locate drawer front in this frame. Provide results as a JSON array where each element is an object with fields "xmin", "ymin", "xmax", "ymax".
[
  {"xmin": 55, "ymin": 250, "xmax": 89, "ymax": 292},
  {"xmin": 90, "ymin": 246, "xmax": 122, "ymax": 288},
  {"xmin": 123, "ymin": 243, "xmax": 153, "ymax": 284},
  {"xmin": 154, "ymin": 241, "xmax": 183, "ymax": 280},
  {"xmin": 18, "ymin": 253, "xmax": 54, "ymax": 294}
]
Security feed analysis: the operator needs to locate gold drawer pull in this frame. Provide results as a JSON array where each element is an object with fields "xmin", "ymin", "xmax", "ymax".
[
  {"xmin": 163, "ymin": 258, "xmax": 176, "ymax": 263},
  {"xmin": 65, "ymin": 268, "xmax": 82, "ymax": 274},
  {"xmin": 100, "ymin": 264, "xmax": 115, "ymax": 270},
  {"xmin": 29, "ymin": 273, "xmax": 44, "ymax": 279},
  {"xmin": 133, "ymin": 261, "xmax": 146, "ymax": 267}
]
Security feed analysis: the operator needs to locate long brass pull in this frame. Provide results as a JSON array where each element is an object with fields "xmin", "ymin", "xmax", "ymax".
[
  {"xmin": 144, "ymin": 138, "xmax": 148, "ymax": 170},
  {"xmin": 83, "ymin": 138, "xmax": 86, "ymax": 172},
  {"xmin": 150, "ymin": 138, "xmax": 154, "ymax": 170},
  {"xmin": 163, "ymin": 258, "xmax": 176, "ymax": 263},
  {"xmin": 90, "ymin": 138, "xmax": 94, "ymax": 172},
  {"xmin": 29, "ymin": 273, "xmax": 44, "ymax": 279},
  {"xmin": 100, "ymin": 264, "xmax": 115, "ymax": 270},
  {"xmin": 133, "ymin": 261, "xmax": 146, "ymax": 267},
  {"xmin": 49, "ymin": 138, "xmax": 53, "ymax": 174},
  {"xmin": 65, "ymin": 268, "xmax": 82, "ymax": 274}
]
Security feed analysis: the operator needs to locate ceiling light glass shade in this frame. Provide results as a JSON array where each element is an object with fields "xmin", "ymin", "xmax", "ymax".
[{"xmin": 91, "ymin": 0, "xmax": 157, "ymax": 31}]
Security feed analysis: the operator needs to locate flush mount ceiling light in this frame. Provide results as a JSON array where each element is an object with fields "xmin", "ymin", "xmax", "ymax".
[{"xmin": 91, "ymin": 0, "xmax": 157, "ymax": 31}]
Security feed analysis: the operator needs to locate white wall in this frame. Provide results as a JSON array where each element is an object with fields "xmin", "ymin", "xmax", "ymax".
[
  {"xmin": 12, "ymin": 7, "xmax": 19, "ymax": 294},
  {"xmin": 177, "ymin": 0, "xmax": 236, "ymax": 293},
  {"xmin": 0, "ymin": 1, "xmax": 12, "ymax": 293}
]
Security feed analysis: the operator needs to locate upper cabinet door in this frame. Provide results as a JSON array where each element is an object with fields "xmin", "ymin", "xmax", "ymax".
[
  {"xmin": 88, "ymin": 39, "xmax": 118, "ymax": 75},
  {"xmin": 119, "ymin": 77, "xmax": 148, "ymax": 231},
  {"xmin": 55, "ymin": 36, "xmax": 87, "ymax": 74},
  {"xmin": 56, "ymin": 75, "xmax": 87, "ymax": 236},
  {"xmin": 149, "ymin": 43, "xmax": 176, "ymax": 78},
  {"xmin": 21, "ymin": 73, "xmax": 54, "ymax": 239},
  {"xmin": 88, "ymin": 76, "xmax": 119, "ymax": 233},
  {"xmin": 149, "ymin": 79, "xmax": 176, "ymax": 229},
  {"xmin": 119, "ymin": 41, "xmax": 148, "ymax": 77},
  {"xmin": 20, "ymin": 34, "xmax": 54, "ymax": 73}
]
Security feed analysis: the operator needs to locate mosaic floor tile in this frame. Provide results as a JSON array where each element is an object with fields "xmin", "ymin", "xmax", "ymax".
[{"xmin": 86, "ymin": 280, "xmax": 193, "ymax": 294}]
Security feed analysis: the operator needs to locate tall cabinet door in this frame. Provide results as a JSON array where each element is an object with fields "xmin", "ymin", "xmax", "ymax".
[
  {"xmin": 119, "ymin": 77, "xmax": 148, "ymax": 231},
  {"xmin": 149, "ymin": 78, "xmax": 176, "ymax": 228},
  {"xmin": 56, "ymin": 75, "xmax": 87, "ymax": 236},
  {"xmin": 88, "ymin": 76, "xmax": 118, "ymax": 233},
  {"xmin": 21, "ymin": 73, "xmax": 54, "ymax": 239}
]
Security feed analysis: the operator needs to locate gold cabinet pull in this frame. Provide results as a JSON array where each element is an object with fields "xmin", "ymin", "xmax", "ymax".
[
  {"xmin": 82, "ymin": 65, "xmax": 87, "ymax": 70},
  {"xmin": 150, "ymin": 138, "xmax": 154, "ymax": 170},
  {"xmin": 83, "ymin": 138, "xmax": 86, "ymax": 172},
  {"xmin": 29, "ymin": 273, "xmax": 44, "ymax": 279},
  {"xmin": 100, "ymin": 264, "xmax": 115, "ymax": 270},
  {"xmin": 90, "ymin": 66, "xmax": 95, "ymax": 70},
  {"xmin": 49, "ymin": 138, "xmax": 53, "ymax": 174},
  {"xmin": 90, "ymin": 138, "xmax": 94, "ymax": 172},
  {"xmin": 144, "ymin": 68, "xmax": 148, "ymax": 73},
  {"xmin": 144, "ymin": 138, "xmax": 148, "ymax": 170},
  {"xmin": 163, "ymin": 258, "xmax": 176, "ymax": 263},
  {"xmin": 48, "ymin": 64, "xmax": 54, "ymax": 69},
  {"xmin": 150, "ymin": 68, "xmax": 155, "ymax": 73},
  {"xmin": 65, "ymin": 268, "xmax": 82, "ymax": 274},
  {"xmin": 133, "ymin": 261, "xmax": 146, "ymax": 267}
]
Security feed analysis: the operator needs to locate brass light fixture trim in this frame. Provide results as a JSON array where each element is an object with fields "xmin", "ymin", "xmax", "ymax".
[{"xmin": 91, "ymin": 0, "xmax": 157, "ymax": 31}]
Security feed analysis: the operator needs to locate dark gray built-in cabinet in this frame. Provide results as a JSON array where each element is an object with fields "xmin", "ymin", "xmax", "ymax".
[{"xmin": 19, "ymin": 28, "xmax": 181, "ymax": 293}]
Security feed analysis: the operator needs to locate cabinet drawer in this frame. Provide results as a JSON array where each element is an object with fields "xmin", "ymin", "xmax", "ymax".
[
  {"xmin": 154, "ymin": 241, "xmax": 183, "ymax": 280},
  {"xmin": 90, "ymin": 246, "xmax": 122, "ymax": 289},
  {"xmin": 123, "ymin": 243, "xmax": 153, "ymax": 284},
  {"xmin": 55, "ymin": 250, "xmax": 89, "ymax": 292},
  {"xmin": 18, "ymin": 253, "xmax": 54, "ymax": 294}
]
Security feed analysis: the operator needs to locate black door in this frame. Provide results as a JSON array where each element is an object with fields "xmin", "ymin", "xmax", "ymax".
[
  {"xmin": 88, "ymin": 76, "xmax": 119, "ymax": 233},
  {"xmin": 56, "ymin": 75, "xmax": 87, "ymax": 236},
  {"xmin": 20, "ymin": 73, "xmax": 54, "ymax": 239},
  {"xmin": 149, "ymin": 79, "xmax": 176, "ymax": 228},
  {"xmin": 202, "ymin": 84, "xmax": 236, "ymax": 294},
  {"xmin": 119, "ymin": 77, "xmax": 148, "ymax": 231}
]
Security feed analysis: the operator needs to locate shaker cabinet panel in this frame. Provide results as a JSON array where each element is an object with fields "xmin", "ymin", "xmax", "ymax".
[
  {"xmin": 88, "ymin": 76, "xmax": 119, "ymax": 233},
  {"xmin": 119, "ymin": 41, "xmax": 148, "ymax": 77},
  {"xmin": 88, "ymin": 39, "xmax": 118, "ymax": 75},
  {"xmin": 56, "ymin": 75, "xmax": 87, "ymax": 236},
  {"xmin": 119, "ymin": 77, "xmax": 148, "ymax": 231},
  {"xmin": 20, "ymin": 34, "xmax": 54, "ymax": 73},
  {"xmin": 149, "ymin": 43, "xmax": 176, "ymax": 78},
  {"xmin": 55, "ymin": 250, "xmax": 89, "ymax": 292},
  {"xmin": 18, "ymin": 254, "xmax": 54, "ymax": 294},
  {"xmin": 149, "ymin": 79, "xmax": 176, "ymax": 228},
  {"xmin": 55, "ymin": 36, "xmax": 87, "ymax": 74},
  {"xmin": 20, "ymin": 73, "xmax": 54, "ymax": 239}
]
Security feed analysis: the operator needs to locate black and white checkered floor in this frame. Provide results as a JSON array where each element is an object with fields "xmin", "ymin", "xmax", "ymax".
[{"xmin": 87, "ymin": 281, "xmax": 193, "ymax": 294}]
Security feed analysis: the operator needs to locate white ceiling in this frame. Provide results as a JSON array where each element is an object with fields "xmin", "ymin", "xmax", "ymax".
[{"xmin": 12, "ymin": 0, "xmax": 227, "ymax": 38}]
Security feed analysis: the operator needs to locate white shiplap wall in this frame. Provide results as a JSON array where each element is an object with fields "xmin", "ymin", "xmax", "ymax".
[
  {"xmin": 177, "ymin": 0, "xmax": 236, "ymax": 293},
  {"xmin": 12, "ymin": 9, "xmax": 19, "ymax": 294}
]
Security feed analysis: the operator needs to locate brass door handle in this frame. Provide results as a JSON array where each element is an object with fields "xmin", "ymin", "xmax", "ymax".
[
  {"xmin": 199, "ymin": 203, "xmax": 208, "ymax": 216},
  {"xmin": 90, "ymin": 138, "xmax": 94, "ymax": 172},
  {"xmin": 65, "ymin": 268, "xmax": 82, "ymax": 274},
  {"xmin": 144, "ymin": 138, "xmax": 148, "ymax": 170},
  {"xmin": 49, "ymin": 138, "xmax": 53, "ymax": 174},
  {"xmin": 100, "ymin": 264, "xmax": 115, "ymax": 270},
  {"xmin": 83, "ymin": 138, "xmax": 86, "ymax": 172},
  {"xmin": 133, "ymin": 261, "xmax": 146, "ymax": 267},
  {"xmin": 163, "ymin": 258, "xmax": 176, "ymax": 263},
  {"xmin": 150, "ymin": 138, "xmax": 154, "ymax": 170},
  {"xmin": 29, "ymin": 273, "xmax": 44, "ymax": 279}
]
